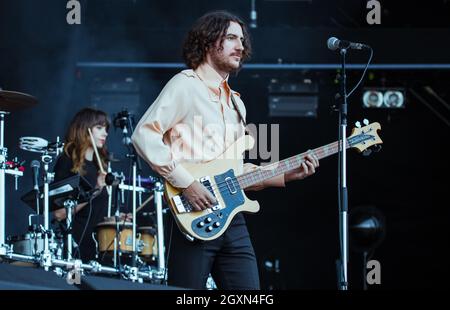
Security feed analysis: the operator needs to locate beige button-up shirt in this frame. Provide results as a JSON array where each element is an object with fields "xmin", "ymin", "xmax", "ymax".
[{"xmin": 132, "ymin": 63, "xmax": 285, "ymax": 190}]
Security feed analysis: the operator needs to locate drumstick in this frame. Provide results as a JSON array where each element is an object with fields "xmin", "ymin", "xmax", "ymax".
[
  {"xmin": 87, "ymin": 128, "xmax": 106, "ymax": 174},
  {"xmin": 136, "ymin": 195, "xmax": 154, "ymax": 213},
  {"xmin": 88, "ymin": 128, "xmax": 111, "ymax": 196}
]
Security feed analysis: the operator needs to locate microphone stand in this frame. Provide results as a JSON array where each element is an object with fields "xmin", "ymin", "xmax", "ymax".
[
  {"xmin": 336, "ymin": 47, "xmax": 349, "ymax": 290},
  {"xmin": 127, "ymin": 143, "xmax": 142, "ymax": 273},
  {"xmin": 122, "ymin": 114, "xmax": 143, "ymax": 281},
  {"xmin": 126, "ymin": 112, "xmax": 166, "ymax": 280}
]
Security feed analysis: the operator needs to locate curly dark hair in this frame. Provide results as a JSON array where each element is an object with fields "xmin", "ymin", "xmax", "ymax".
[{"xmin": 182, "ymin": 11, "xmax": 252, "ymax": 70}]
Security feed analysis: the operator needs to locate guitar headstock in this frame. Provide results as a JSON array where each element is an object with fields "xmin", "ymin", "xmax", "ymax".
[{"xmin": 348, "ymin": 121, "xmax": 383, "ymax": 153}]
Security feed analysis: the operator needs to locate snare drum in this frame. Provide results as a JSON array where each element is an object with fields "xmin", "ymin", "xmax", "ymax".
[
  {"xmin": 138, "ymin": 226, "xmax": 158, "ymax": 261},
  {"xmin": 95, "ymin": 221, "xmax": 138, "ymax": 253}
]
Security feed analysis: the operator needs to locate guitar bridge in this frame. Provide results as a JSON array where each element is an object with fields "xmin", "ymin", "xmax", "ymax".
[{"xmin": 172, "ymin": 176, "xmax": 221, "ymax": 213}]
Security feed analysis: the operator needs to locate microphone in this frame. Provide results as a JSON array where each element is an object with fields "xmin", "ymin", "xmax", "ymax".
[
  {"xmin": 30, "ymin": 160, "xmax": 40, "ymax": 192},
  {"xmin": 122, "ymin": 131, "xmax": 132, "ymax": 146},
  {"xmin": 114, "ymin": 109, "xmax": 134, "ymax": 146},
  {"xmin": 327, "ymin": 37, "xmax": 370, "ymax": 51},
  {"xmin": 113, "ymin": 110, "xmax": 130, "ymax": 129}
]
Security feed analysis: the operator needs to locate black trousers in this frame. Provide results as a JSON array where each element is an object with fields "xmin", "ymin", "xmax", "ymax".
[{"xmin": 167, "ymin": 214, "xmax": 260, "ymax": 290}]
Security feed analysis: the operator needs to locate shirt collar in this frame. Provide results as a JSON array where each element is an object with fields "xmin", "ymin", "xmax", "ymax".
[{"xmin": 195, "ymin": 62, "xmax": 229, "ymax": 90}]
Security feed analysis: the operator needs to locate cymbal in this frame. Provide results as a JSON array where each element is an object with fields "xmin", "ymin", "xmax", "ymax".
[
  {"xmin": 0, "ymin": 90, "xmax": 38, "ymax": 111},
  {"xmin": 19, "ymin": 137, "xmax": 63, "ymax": 154}
]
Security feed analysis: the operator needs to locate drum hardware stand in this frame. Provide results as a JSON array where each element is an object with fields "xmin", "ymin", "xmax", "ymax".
[
  {"xmin": 111, "ymin": 109, "xmax": 165, "ymax": 283},
  {"xmin": 28, "ymin": 214, "xmax": 40, "ymax": 230},
  {"xmin": 40, "ymin": 151, "xmax": 54, "ymax": 270},
  {"xmin": 113, "ymin": 206, "xmax": 123, "ymax": 270},
  {"xmin": 153, "ymin": 178, "xmax": 166, "ymax": 279},
  {"xmin": 112, "ymin": 108, "xmax": 142, "ymax": 272},
  {"xmin": 3, "ymin": 251, "xmax": 37, "ymax": 264},
  {"xmin": 131, "ymin": 158, "xmax": 139, "ymax": 269},
  {"xmin": 114, "ymin": 178, "xmax": 126, "ymax": 270},
  {"xmin": 12, "ymin": 157, "xmax": 22, "ymax": 191},
  {"xmin": 127, "ymin": 151, "xmax": 142, "ymax": 281},
  {"xmin": 63, "ymin": 199, "xmax": 77, "ymax": 260},
  {"xmin": 114, "ymin": 177, "xmax": 151, "ymax": 278},
  {"xmin": 107, "ymin": 162, "xmax": 112, "ymax": 217},
  {"xmin": 138, "ymin": 175, "xmax": 143, "ymax": 206},
  {"xmin": 113, "ymin": 235, "xmax": 118, "ymax": 268},
  {"xmin": 0, "ymin": 111, "xmax": 24, "ymax": 256},
  {"xmin": 28, "ymin": 214, "xmax": 42, "ymax": 256}
]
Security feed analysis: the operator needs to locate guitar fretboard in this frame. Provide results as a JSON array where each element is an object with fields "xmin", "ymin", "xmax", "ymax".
[{"xmin": 237, "ymin": 139, "xmax": 350, "ymax": 189}]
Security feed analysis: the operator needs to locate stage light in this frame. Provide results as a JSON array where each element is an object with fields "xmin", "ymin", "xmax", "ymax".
[
  {"xmin": 383, "ymin": 90, "xmax": 404, "ymax": 108},
  {"xmin": 362, "ymin": 88, "xmax": 405, "ymax": 109},
  {"xmin": 249, "ymin": 0, "xmax": 257, "ymax": 28},
  {"xmin": 363, "ymin": 90, "xmax": 383, "ymax": 108},
  {"xmin": 349, "ymin": 205, "xmax": 386, "ymax": 254},
  {"xmin": 349, "ymin": 205, "xmax": 386, "ymax": 289}
]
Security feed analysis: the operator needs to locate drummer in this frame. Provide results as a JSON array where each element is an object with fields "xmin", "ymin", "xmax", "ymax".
[{"xmin": 52, "ymin": 107, "xmax": 130, "ymax": 262}]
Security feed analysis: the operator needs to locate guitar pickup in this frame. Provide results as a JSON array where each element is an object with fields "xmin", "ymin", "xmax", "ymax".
[{"xmin": 172, "ymin": 195, "xmax": 193, "ymax": 213}]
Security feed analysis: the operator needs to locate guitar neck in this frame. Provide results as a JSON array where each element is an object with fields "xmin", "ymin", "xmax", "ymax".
[{"xmin": 237, "ymin": 139, "xmax": 350, "ymax": 190}]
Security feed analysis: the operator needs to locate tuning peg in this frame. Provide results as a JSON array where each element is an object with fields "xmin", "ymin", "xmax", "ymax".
[
  {"xmin": 355, "ymin": 121, "xmax": 361, "ymax": 128},
  {"xmin": 363, "ymin": 119, "xmax": 369, "ymax": 126},
  {"xmin": 362, "ymin": 149, "xmax": 372, "ymax": 156}
]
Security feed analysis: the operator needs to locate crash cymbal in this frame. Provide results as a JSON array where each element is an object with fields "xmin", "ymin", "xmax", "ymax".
[{"xmin": 0, "ymin": 90, "xmax": 37, "ymax": 111}]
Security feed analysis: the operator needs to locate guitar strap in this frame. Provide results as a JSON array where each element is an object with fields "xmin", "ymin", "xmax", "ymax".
[{"xmin": 230, "ymin": 93, "xmax": 248, "ymax": 131}]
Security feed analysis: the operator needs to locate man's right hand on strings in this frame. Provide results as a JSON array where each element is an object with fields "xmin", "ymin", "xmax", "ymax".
[{"xmin": 182, "ymin": 180, "xmax": 217, "ymax": 211}]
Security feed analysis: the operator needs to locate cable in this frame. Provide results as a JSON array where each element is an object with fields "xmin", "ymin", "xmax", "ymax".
[
  {"xmin": 162, "ymin": 217, "xmax": 174, "ymax": 285},
  {"xmin": 73, "ymin": 192, "xmax": 95, "ymax": 259},
  {"xmin": 346, "ymin": 47, "xmax": 374, "ymax": 98}
]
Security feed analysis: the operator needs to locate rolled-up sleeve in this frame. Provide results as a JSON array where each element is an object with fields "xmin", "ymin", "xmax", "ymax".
[
  {"xmin": 243, "ymin": 163, "xmax": 285, "ymax": 191},
  {"xmin": 131, "ymin": 75, "xmax": 195, "ymax": 189}
]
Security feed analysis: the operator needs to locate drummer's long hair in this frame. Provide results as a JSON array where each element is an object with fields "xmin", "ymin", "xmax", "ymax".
[{"xmin": 64, "ymin": 107, "xmax": 110, "ymax": 175}]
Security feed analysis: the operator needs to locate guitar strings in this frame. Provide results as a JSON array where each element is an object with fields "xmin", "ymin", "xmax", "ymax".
[
  {"xmin": 181, "ymin": 134, "xmax": 369, "ymax": 211},
  {"xmin": 205, "ymin": 145, "xmax": 333, "ymax": 194},
  {"xmin": 206, "ymin": 136, "xmax": 356, "ymax": 194}
]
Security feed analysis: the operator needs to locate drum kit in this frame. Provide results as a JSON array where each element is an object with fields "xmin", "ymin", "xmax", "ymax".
[{"xmin": 0, "ymin": 90, "xmax": 167, "ymax": 284}]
